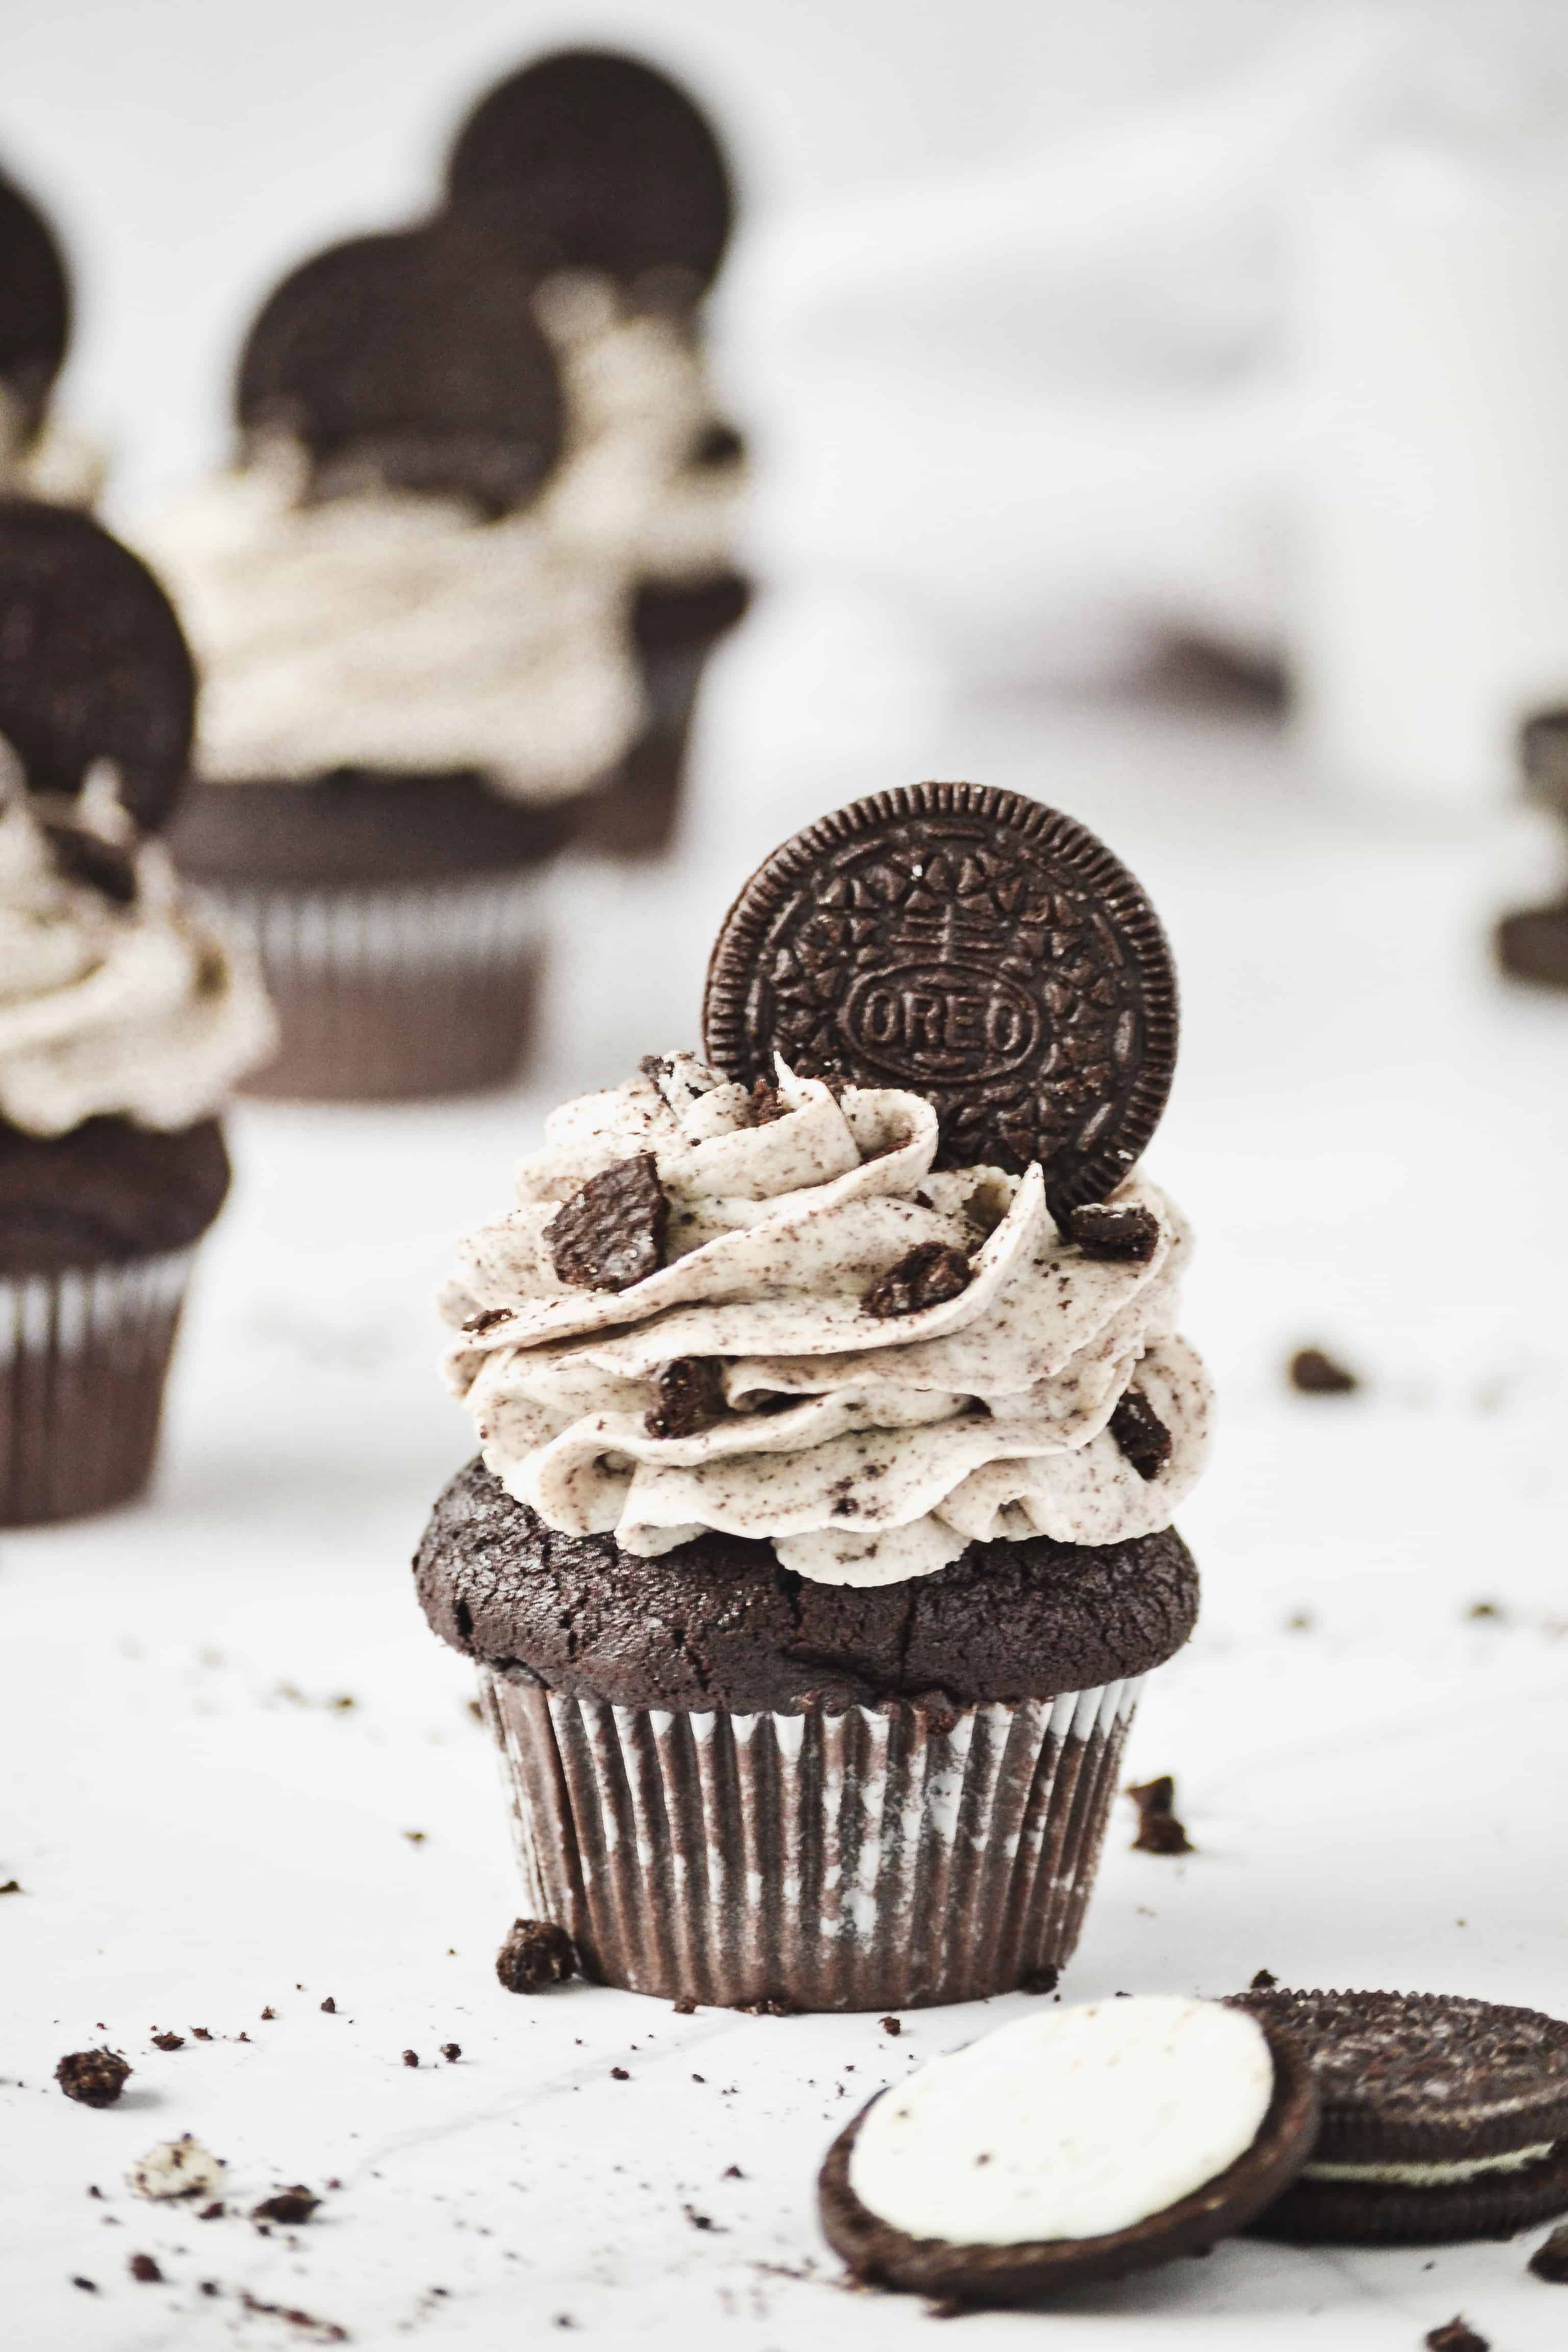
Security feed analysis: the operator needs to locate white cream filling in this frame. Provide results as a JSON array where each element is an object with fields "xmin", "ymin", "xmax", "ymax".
[
  {"xmin": 847, "ymin": 1997, "xmax": 1274, "ymax": 2246},
  {"xmin": 1303, "ymin": 2143, "xmax": 1558, "ymax": 2188}
]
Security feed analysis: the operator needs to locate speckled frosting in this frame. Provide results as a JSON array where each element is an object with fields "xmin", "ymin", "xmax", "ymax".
[{"xmin": 440, "ymin": 1054, "xmax": 1211, "ymax": 1586}]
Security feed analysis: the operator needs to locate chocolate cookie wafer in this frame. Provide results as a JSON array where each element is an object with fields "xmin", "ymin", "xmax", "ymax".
[
  {"xmin": 236, "ymin": 224, "xmax": 562, "ymax": 514},
  {"xmin": 0, "ymin": 501, "xmax": 194, "ymax": 829},
  {"xmin": 0, "ymin": 167, "xmax": 69, "ymax": 439},
  {"xmin": 818, "ymin": 1996, "xmax": 1317, "ymax": 2302},
  {"xmin": 703, "ymin": 782, "xmax": 1179, "ymax": 1213},
  {"xmin": 1232, "ymin": 1988, "xmax": 1568, "ymax": 2244},
  {"xmin": 446, "ymin": 47, "xmax": 734, "ymax": 305}
]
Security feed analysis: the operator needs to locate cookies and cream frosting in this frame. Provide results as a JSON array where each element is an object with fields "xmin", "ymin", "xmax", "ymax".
[
  {"xmin": 0, "ymin": 776, "xmax": 276, "ymax": 1136},
  {"xmin": 138, "ymin": 440, "xmax": 644, "ymax": 801},
  {"xmin": 440, "ymin": 1054, "xmax": 1211, "ymax": 1587}
]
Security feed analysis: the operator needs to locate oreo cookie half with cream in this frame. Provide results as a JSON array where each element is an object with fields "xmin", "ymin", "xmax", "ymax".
[
  {"xmin": 818, "ymin": 1996, "xmax": 1318, "ymax": 2301},
  {"xmin": 1233, "ymin": 1989, "xmax": 1568, "ymax": 2244},
  {"xmin": 703, "ymin": 782, "xmax": 1179, "ymax": 1214},
  {"xmin": 236, "ymin": 224, "xmax": 563, "ymax": 514},
  {"xmin": 446, "ymin": 47, "xmax": 734, "ymax": 306}
]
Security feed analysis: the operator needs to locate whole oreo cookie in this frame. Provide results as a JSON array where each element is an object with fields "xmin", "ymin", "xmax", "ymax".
[
  {"xmin": 702, "ymin": 783, "xmax": 1179, "ymax": 1210},
  {"xmin": 818, "ymin": 1996, "xmax": 1318, "ymax": 2304},
  {"xmin": 445, "ymin": 48, "xmax": 734, "ymax": 303},
  {"xmin": 1232, "ymin": 1989, "xmax": 1568, "ymax": 2245},
  {"xmin": 236, "ymin": 225, "xmax": 562, "ymax": 514},
  {"xmin": 0, "ymin": 167, "xmax": 69, "ymax": 438},
  {"xmin": 0, "ymin": 501, "xmax": 194, "ymax": 831}
]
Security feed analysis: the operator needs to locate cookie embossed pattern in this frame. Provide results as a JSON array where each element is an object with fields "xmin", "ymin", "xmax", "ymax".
[
  {"xmin": 418, "ymin": 786, "xmax": 1205, "ymax": 2010},
  {"xmin": 702, "ymin": 781, "xmax": 1178, "ymax": 1212}
]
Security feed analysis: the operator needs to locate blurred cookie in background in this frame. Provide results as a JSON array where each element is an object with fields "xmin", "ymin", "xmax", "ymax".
[
  {"xmin": 0, "ymin": 161, "xmax": 103, "ymax": 508},
  {"xmin": 1496, "ymin": 708, "xmax": 1568, "ymax": 987}
]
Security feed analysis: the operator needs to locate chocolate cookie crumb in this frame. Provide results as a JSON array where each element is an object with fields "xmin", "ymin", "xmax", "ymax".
[
  {"xmin": 548, "ymin": 1155, "xmax": 668, "ymax": 1292},
  {"xmin": 1021, "ymin": 1966, "xmax": 1062, "ymax": 1994},
  {"xmin": 1251, "ymin": 1969, "xmax": 1279, "ymax": 1991},
  {"xmin": 1289, "ymin": 1347, "xmax": 1359, "ymax": 1395},
  {"xmin": 128, "ymin": 2253, "xmax": 163, "ymax": 2283},
  {"xmin": 320, "ymin": 1997, "xmax": 336, "ymax": 2014},
  {"xmin": 646, "ymin": 1356, "xmax": 726, "ymax": 1439},
  {"xmin": 1530, "ymin": 2224, "xmax": 1568, "ymax": 2282},
  {"xmin": 672, "ymin": 1998, "xmax": 697, "ymax": 2016},
  {"xmin": 1127, "ymin": 1775, "xmax": 1194, "ymax": 1855},
  {"xmin": 252, "ymin": 2187, "xmax": 320, "ymax": 2225},
  {"xmin": 151, "ymin": 2031, "xmax": 184, "ymax": 2051},
  {"xmin": 497, "ymin": 1918, "xmax": 578, "ymax": 1994},
  {"xmin": 1110, "ymin": 1389, "xmax": 1172, "ymax": 1481},
  {"xmin": 723, "ymin": 2165, "xmax": 745, "ymax": 2179},
  {"xmin": 879, "ymin": 2017, "xmax": 902, "ymax": 2037},
  {"xmin": 1426, "ymin": 2322, "xmax": 1488, "ymax": 2352},
  {"xmin": 442, "ymin": 2044, "xmax": 461, "ymax": 2064},
  {"xmin": 683, "ymin": 2204, "xmax": 720, "ymax": 2231},
  {"xmin": 56, "ymin": 2050, "xmax": 131, "ymax": 2108},
  {"xmin": 611, "ymin": 2066, "xmax": 630, "ymax": 2080},
  {"xmin": 462, "ymin": 1304, "xmax": 511, "ymax": 1335},
  {"xmin": 0, "ymin": 1878, "xmax": 19, "ymax": 1893},
  {"xmin": 239, "ymin": 2290, "xmax": 348, "ymax": 2342},
  {"xmin": 191, "ymin": 2027, "xmax": 212, "ymax": 2041},
  {"xmin": 260, "ymin": 2007, "xmax": 276, "ymax": 2021},
  {"xmin": 737, "ymin": 1996, "xmax": 803, "ymax": 2018},
  {"xmin": 402, "ymin": 2050, "xmax": 419, "ymax": 2068},
  {"xmin": 863, "ymin": 1243, "xmax": 971, "ymax": 1320},
  {"xmin": 1069, "ymin": 1203, "xmax": 1160, "ymax": 1263},
  {"xmin": 199, "ymin": 2202, "xmax": 225, "ymax": 2221},
  {"xmin": 72, "ymin": 2277, "xmax": 97, "ymax": 2292},
  {"xmin": 745, "ymin": 1077, "xmax": 791, "ymax": 1124}
]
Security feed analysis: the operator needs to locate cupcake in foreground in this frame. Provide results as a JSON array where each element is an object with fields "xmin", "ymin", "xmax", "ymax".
[
  {"xmin": 416, "ymin": 784, "xmax": 1210, "ymax": 2010},
  {"xmin": 141, "ymin": 225, "xmax": 639, "ymax": 1101},
  {"xmin": 444, "ymin": 47, "xmax": 751, "ymax": 858},
  {"xmin": 0, "ymin": 502, "xmax": 274, "ymax": 1522},
  {"xmin": 0, "ymin": 163, "xmax": 103, "ymax": 509}
]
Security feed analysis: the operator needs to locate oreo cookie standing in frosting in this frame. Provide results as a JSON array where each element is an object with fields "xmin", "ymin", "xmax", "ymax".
[
  {"xmin": 0, "ymin": 501, "xmax": 194, "ymax": 831},
  {"xmin": 818, "ymin": 1997, "xmax": 1318, "ymax": 2302},
  {"xmin": 445, "ymin": 48, "xmax": 734, "ymax": 308},
  {"xmin": 703, "ymin": 782, "xmax": 1179, "ymax": 1215},
  {"xmin": 1232, "ymin": 1989, "xmax": 1568, "ymax": 2245},
  {"xmin": 236, "ymin": 223, "xmax": 563, "ymax": 514},
  {"xmin": 0, "ymin": 167, "xmax": 69, "ymax": 442}
]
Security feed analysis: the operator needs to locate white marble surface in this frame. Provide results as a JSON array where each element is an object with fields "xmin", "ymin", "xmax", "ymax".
[{"xmin": 5, "ymin": 610, "xmax": 1568, "ymax": 2349}]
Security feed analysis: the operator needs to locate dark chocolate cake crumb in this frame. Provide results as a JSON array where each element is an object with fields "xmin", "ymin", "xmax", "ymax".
[
  {"xmin": 879, "ymin": 2017, "xmax": 902, "ymax": 2036},
  {"xmin": 260, "ymin": 2007, "xmax": 276, "ymax": 2021},
  {"xmin": 0, "ymin": 1879, "xmax": 20, "ymax": 1894},
  {"xmin": 402, "ymin": 2050, "xmax": 420, "ymax": 2068},
  {"xmin": 1127, "ymin": 1774, "xmax": 1194, "ymax": 1854},
  {"xmin": 252, "ymin": 2188, "xmax": 320, "ymax": 2225},
  {"xmin": 56, "ymin": 2050, "xmax": 131, "ymax": 2108},
  {"xmin": 320, "ymin": 1997, "xmax": 336, "ymax": 2014},
  {"xmin": 1289, "ymin": 1346, "xmax": 1359, "ymax": 1395},
  {"xmin": 128, "ymin": 2253, "xmax": 163, "ymax": 2283},
  {"xmin": 1426, "ymin": 2322, "xmax": 1488, "ymax": 2352},
  {"xmin": 548, "ymin": 1155, "xmax": 669, "ymax": 1292},
  {"xmin": 745, "ymin": 1077, "xmax": 791, "ymax": 1124},
  {"xmin": 199, "ymin": 2202, "xmax": 225, "ymax": 2221},
  {"xmin": 1110, "ymin": 1389, "xmax": 1172, "ymax": 1481},
  {"xmin": 72, "ymin": 2277, "xmax": 97, "ymax": 2292},
  {"xmin": 863, "ymin": 1242, "xmax": 971, "ymax": 1320},
  {"xmin": 497, "ymin": 1918, "xmax": 578, "ymax": 1994},
  {"xmin": 191, "ymin": 2027, "xmax": 212, "ymax": 2040},
  {"xmin": 151, "ymin": 2031, "xmax": 184, "ymax": 2051},
  {"xmin": 646, "ymin": 1356, "xmax": 726, "ymax": 1440},
  {"xmin": 1069, "ymin": 1202, "xmax": 1160, "ymax": 1262},
  {"xmin": 1251, "ymin": 1969, "xmax": 1279, "ymax": 1991},
  {"xmin": 1529, "ymin": 2224, "xmax": 1568, "ymax": 2282},
  {"xmin": 610, "ymin": 2066, "xmax": 630, "ymax": 2081},
  {"xmin": 442, "ymin": 2043, "xmax": 461, "ymax": 2063},
  {"xmin": 723, "ymin": 2165, "xmax": 745, "ymax": 2179},
  {"xmin": 1021, "ymin": 1966, "xmax": 1062, "ymax": 1994}
]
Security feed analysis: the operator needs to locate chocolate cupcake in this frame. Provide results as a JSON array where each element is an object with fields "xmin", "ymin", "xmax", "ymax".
[
  {"xmin": 0, "ymin": 161, "xmax": 102, "ymax": 509},
  {"xmin": 444, "ymin": 51, "xmax": 751, "ymax": 860},
  {"xmin": 141, "ymin": 224, "xmax": 643, "ymax": 1100},
  {"xmin": 416, "ymin": 787, "xmax": 1211, "ymax": 2010},
  {"xmin": 0, "ymin": 502, "xmax": 274, "ymax": 1522}
]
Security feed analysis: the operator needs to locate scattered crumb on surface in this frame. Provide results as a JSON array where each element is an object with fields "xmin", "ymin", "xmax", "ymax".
[
  {"xmin": 1288, "ymin": 1346, "xmax": 1359, "ymax": 1395},
  {"xmin": 56, "ymin": 2050, "xmax": 131, "ymax": 2108},
  {"xmin": 128, "ymin": 2135, "xmax": 226, "ymax": 2202}
]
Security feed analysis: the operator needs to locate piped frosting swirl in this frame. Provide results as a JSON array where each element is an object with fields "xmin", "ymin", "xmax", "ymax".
[{"xmin": 441, "ymin": 1055, "xmax": 1211, "ymax": 1586}]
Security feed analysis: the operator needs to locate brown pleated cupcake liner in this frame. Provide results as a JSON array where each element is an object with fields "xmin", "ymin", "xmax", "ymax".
[
  {"xmin": 0, "ymin": 1250, "xmax": 193, "ymax": 1526},
  {"xmin": 477, "ymin": 1671, "xmax": 1143, "ymax": 2012},
  {"xmin": 208, "ymin": 870, "xmax": 550, "ymax": 1101}
]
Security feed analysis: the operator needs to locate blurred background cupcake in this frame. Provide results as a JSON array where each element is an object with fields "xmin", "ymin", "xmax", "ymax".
[
  {"xmin": 0, "ymin": 156, "xmax": 103, "ymax": 508},
  {"xmin": 443, "ymin": 49, "xmax": 752, "ymax": 861},
  {"xmin": 0, "ymin": 500, "xmax": 273, "ymax": 1524}
]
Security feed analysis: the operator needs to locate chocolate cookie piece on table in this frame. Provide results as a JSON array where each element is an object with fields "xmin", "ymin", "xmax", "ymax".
[
  {"xmin": 445, "ymin": 48, "xmax": 735, "ymax": 305},
  {"xmin": 703, "ymin": 782, "xmax": 1178, "ymax": 1217},
  {"xmin": 818, "ymin": 1996, "xmax": 1318, "ymax": 2302},
  {"xmin": 1232, "ymin": 1988, "xmax": 1568, "ymax": 2244}
]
